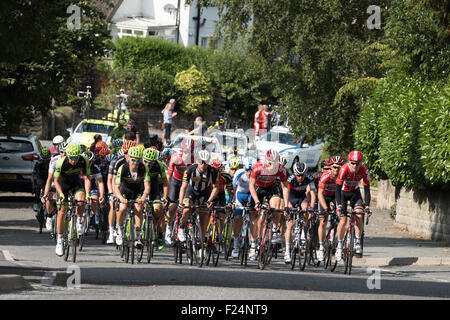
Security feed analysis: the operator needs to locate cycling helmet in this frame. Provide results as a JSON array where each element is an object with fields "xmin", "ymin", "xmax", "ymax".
[
  {"xmin": 113, "ymin": 139, "xmax": 124, "ymax": 148},
  {"xmin": 137, "ymin": 145, "xmax": 145, "ymax": 152},
  {"xmin": 348, "ymin": 150, "xmax": 363, "ymax": 162},
  {"xmin": 210, "ymin": 158, "xmax": 222, "ymax": 169},
  {"xmin": 80, "ymin": 145, "xmax": 87, "ymax": 153},
  {"xmin": 118, "ymin": 119, "xmax": 126, "ymax": 126},
  {"xmin": 331, "ymin": 156, "xmax": 345, "ymax": 166},
  {"xmin": 143, "ymin": 148, "xmax": 159, "ymax": 162},
  {"xmin": 128, "ymin": 146, "xmax": 143, "ymax": 159},
  {"xmin": 60, "ymin": 142, "xmax": 68, "ymax": 152},
  {"xmin": 243, "ymin": 157, "xmax": 257, "ymax": 171},
  {"xmin": 94, "ymin": 134, "xmax": 102, "ymax": 142},
  {"xmin": 41, "ymin": 148, "xmax": 51, "ymax": 160},
  {"xmin": 229, "ymin": 156, "xmax": 240, "ymax": 169},
  {"xmin": 265, "ymin": 149, "xmax": 280, "ymax": 163},
  {"xmin": 149, "ymin": 133, "xmax": 158, "ymax": 140},
  {"xmin": 127, "ymin": 119, "xmax": 135, "ymax": 125},
  {"xmin": 121, "ymin": 140, "xmax": 136, "ymax": 153},
  {"xmin": 293, "ymin": 162, "xmax": 307, "ymax": 176},
  {"xmin": 52, "ymin": 135, "xmax": 65, "ymax": 145},
  {"xmin": 82, "ymin": 151, "xmax": 95, "ymax": 162},
  {"xmin": 105, "ymin": 153, "xmax": 117, "ymax": 163},
  {"xmin": 181, "ymin": 138, "xmax": 194, "ymax": 152},
  {"xmin": 66, "ymin": 142, "xmax": 82, "ymax": 158},
  {"xmin": 95, "ymin": 141, "xmax": 107, "ymax": 149},
  {"xmin": 117, "ymin": 149, "xmax": 124, "ymax": 158},
  {"xmin": 160, "ymin": 148, "xmax": 172, "ymax": 158},
  {"xmin": 98, "ymin": 147, "xmax": 110, "ymax": 158},
  {"xmin": 196, "ymin": 149, "xmax": 211, "ymax": 163}
]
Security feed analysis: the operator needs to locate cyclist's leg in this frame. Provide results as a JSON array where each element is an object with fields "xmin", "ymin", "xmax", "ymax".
[
  {"xmin": 232, "ymin": 192, "xmax": 246, "ymax": 239},
  {"xmin": 318, "ymin": 197, "xmax": 332, "ymax": 243},
  {"xmin": 167, "ymin": 177, "xmax": 181, "ymax": 224},
  {"xmin": 269, "ymin": 183, "xmax": 283, "ymax": 228},
  {"xmin": 351, "ymin": 189, "xmax": 365, "ymax": 238},
  {"xmin": 74, "ymin": 188, "xmax": 86, "ymax": 218}
]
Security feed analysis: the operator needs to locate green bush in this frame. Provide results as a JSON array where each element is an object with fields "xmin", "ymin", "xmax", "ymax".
[
  {"xmin": 175, "ymin": 65, "xmax": 213, "ymax": 115},
  {"xmin": 355, "ymin": 74, "xmax": 450, "ymax": 188}
]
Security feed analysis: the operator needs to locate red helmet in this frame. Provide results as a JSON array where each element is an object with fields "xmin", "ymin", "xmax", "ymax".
[
  {"xmin": 95, "ymin": 141, "xmax": 107, "ymax": 149},
  {"xmin": 325, "ymin": 158, "xmax": 333, "ymax": 167},
  {"xmin": 98, "ymin": 147, "xmax": 110, "ymax": 159},
  {"xmin": 181, "ymin": 138, "xmax": 194, "ymax": 152},
  {"xmin": 122, "ymin": 140, "xmax": 136, "ymax": 153},
  {"xmin": 265, "ymin": 149, "xmax": 280, "ymax": 163},
  {"xmin": 210, "ymin": 158, "xmax": 222, "ymax": 169},
  {"xmin": 331, "ymin": 156, "xmax": 344, "ymax": 166},
  {"xmin": 348, "ymin": 150, "xmax": 363, "ymax": 162}
]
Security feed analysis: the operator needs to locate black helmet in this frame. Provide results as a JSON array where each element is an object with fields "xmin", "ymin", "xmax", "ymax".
[
  {"xmin": 149, "ymin": 133, "xmax": 158, "ymax": 140},
  {"xmin": 293, "ymin": 162, "xmax": 307, "ymax": 176}
]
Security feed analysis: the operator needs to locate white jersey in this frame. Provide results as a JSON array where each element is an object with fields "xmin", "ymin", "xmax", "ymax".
[
  {"xmin": 48, "ymin": 155, "xmax": 61, "ymax": 175},
  {"xmin": 232, "ymin": 169, "xmax": 250, "ymax": 194}
]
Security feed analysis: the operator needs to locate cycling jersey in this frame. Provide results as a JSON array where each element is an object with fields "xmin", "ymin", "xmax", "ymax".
[
  {"xmin": 111, "ymin": 126, "xmax": 127, "ymax": 141},
  {"xmin": 33, "ymin": 160, "xmax": 50, "ymax": 181},
  {"xmin": 146, "ymin": 160, "xmax": 167, "ymax": 201},
  {"xmin": 217, "ymin": 171, "xmax": 233, "ymax": 194},
  {"xmin": 89, "ymin": 163, "xmax": 103, "ymax": 190},
  {"xmin": 54, "ymin": 156, "xmax": 90, "ymax": 186},
  {"xmin": 115, "ymin": 162, "xmax": 150, "ymax": 200},
  {"xmin": 48, "ymin": 155, "xmax": 62, "ymax": 175},
  {"xmin": 318, "ymin": 171, "xmax": 338, "ymax": 197},
  {"xmin": 182, "ymin": 164, "xmax": 219, "ymax": 193},
  {"xmin": 168, "ymin": 152, "xmax": 193, "ymax": 181},
  {"xmin": 250, "ymin": 161, "xmax": 287, "ymax": 188},
  {"xmin": 112, "ymin": 156, "xmax": 127, "ymax": 176},
  {"xmin": 336, "ymin": 163, "xmax": 370, "ymax": 192},
  {"xmin": 233, "ymin": 169, "xmax": 250, "ymax": 194}
]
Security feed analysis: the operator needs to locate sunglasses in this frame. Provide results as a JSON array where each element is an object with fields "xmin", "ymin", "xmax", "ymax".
[
  {"xmin": 198, "ymin": 161, "xmax": 208, "ymax": 165},
  {"xmin": 131, "ymin": 158, "xmax": 141, "ymax": 163},
  {"xmin": 69, "ymin": 156, "xmax": 79, "ymax": 161},
  {"xmin": 332, "ymin": 166, "xmax": 341, "ymax": 170},
  {"xmin": 350, "ymin": 161, "xmax": 361, "ymax": 166}
]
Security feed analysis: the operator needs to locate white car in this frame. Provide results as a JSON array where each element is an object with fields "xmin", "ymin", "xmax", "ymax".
[
  {"xmin": 210, "ymin": 129, "xmax": 250, "ymax": 164},
  {"xmin": 171, "ymin": 134, "xmax": 224, "ymax": 161},
  {"xmin": 255, "ymin": 126, "xmax": 323, "ymax": 170},
  {"xmin": 66, "ymin": 119, "xmax": 116, "ymax": 148}
]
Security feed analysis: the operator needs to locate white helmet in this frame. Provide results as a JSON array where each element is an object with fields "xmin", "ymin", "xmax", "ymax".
[
  {"xmin": 280, "ymin": 155, "xmax": 288, "ymax": 166},
  {"xmin": 52, "ymin": 135, "xmax": 65, "ymax": 145},
  {"xmin": 196, "ymin": 150, "xmax": 211, "ymax": 164},
  {"xmin": 243, "ymin": 156, "xmax": 257, "ymax": 171}
]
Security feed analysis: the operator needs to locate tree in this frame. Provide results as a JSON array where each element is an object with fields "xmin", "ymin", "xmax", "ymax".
[{"xmin": 0, "ymin": 0, "xmax": 112, "ymax": 134}]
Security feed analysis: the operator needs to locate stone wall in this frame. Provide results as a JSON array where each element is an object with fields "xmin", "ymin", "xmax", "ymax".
[{"xmin": 375, "ymin": 180, "xmax": 450, "ymax": 242}]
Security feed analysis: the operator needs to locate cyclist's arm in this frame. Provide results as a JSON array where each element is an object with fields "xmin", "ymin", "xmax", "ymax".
[
  {"xmin": 178, "ymin": 181, "xmax": 188, "ymax": 204},
  {"xmin": 114, "ymin": 166, "xmax": 125, "ymax": 203},
  {"xmin": 307, "ymin": 184, "xmax": 316, "ymax": 209},
  {"xmin": 280, "ymin": 180, "xmax": 290, "ymax": 208},
  {"xmin": 318, "ymin": 188, "xmax": 328, "ymax": 211},
  {"xmin": 107, "ymin": 173, "xmax": 114, "ymax": 196},
  {"xmin": 43, "ymin": 173, "xmax": 53, "ymax": 198},
  {"xmin": 207, "ymin": 184, "xmax": 220, "ymax": 204},
  {"xmin": 364, "ymin": 185, "xmax": 371, "ymax": 207},
  {"xmin": 97, "ymin": 178, "xmax": 105, "ymax": 202},
  {"xmin": 142, "ymin": 165, "xmax": 151, "ymax": 201},
  {"xmin": 249, "ymin": 177, "xmax": 259, "ymax": 206}
]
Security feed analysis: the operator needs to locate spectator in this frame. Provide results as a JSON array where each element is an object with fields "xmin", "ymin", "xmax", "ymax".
[
  {"xmin": 162, "ymin": 98, "xmax": 177, "ymax": 145},
  {"xmin": 125, "ymin": 119, "xmax": 140, "ymax": 145},
  {"xmin": 187, "ymin": 116, "xmax": 208, "ymax": 136},
  {"xmin": 254, "ymin": 104, "xmax": 273, "ymax": 140}
]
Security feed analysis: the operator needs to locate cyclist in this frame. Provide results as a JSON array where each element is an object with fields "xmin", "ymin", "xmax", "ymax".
[
  {"xmin": 32, "ymin": 148, "xmax": 51, "ymax": 212},
  {"xmin": 110, "ymin": 120, "xmax": 128, "ymax": 148},
  {"xmin": 160, "ymin": 148, "xmax": 172, "ymax": 167},
  {"xmin": 210, "ymin": 158, "xmax": 233, "ymax": 234},
  {"xmin": 89, "ymin": 134, "xmax": 103, "ymax": 153},
  {"xmin": 227, "ymin": 156, "xmax": 240, "ymax": 178},
  {"xmin": 111, "ymin": 139, "xmax": 124, "ymax": 155},
  {"xmin": 249, "ymin": 149, "xmax": 290, "ymax": 259},
  {"xmin": 125, "ymin": 119, "xmax": 140, "ymax": 145},
  {"xmin": 230, "ymin": 156, "xmax": 257, "ymax": 259},
  {"xmin": 335, "ymin": 150, "xmax": 372, "ymax": 261},
  {"xmin": 83, "ymin": 151, "xmax": 105, "ymax": 229},
  {"xmin": 50, "ymin": 135, "xmax": 65, "ymax": 157},
  {"xmin": 314, "ymin": 158, "xmax": 331, "ymax": 191},
  {"xmin": 104, "ymin": 153, "xmax": 117, "ymax": 244},
  {"xmin": 142, "ymin": 148, "xmax": 169, "ymax": 251},
  {"xmin": 107, "ymin": 140, "xmax": 136, "ymax": 244},
  {"xmin": 177, "ymin": 149, "xmax": 221, "ymax": 244},
  {"xmin": 316, "ymin": 155, "xmax": 344, "ymax": 262},
  {"xmin": 145, "ymin": 133, "xmax": 163, "ymax": 152},
  {"xmin": 114, "ymin": 146, "xmax": 151, "ymax": 249},
  {"xmin": 165, "ymin": 138, "xmax": 195, "ymax": 245},
  {"xmin": 284, "ymin": 162, "xmax": 316, "ymax": 263},
  {"xmin": 43, "ymin": 143, "xmax": 67, "ymax": 231},
  {"xmin": 54, "ymin": 142, "xmax": 91, "ymax": 256}
]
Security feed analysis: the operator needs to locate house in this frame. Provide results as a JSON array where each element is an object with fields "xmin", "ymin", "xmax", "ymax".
[{"xmin": 98, "ymin": 0, "xmax": 221, "ymax": 48}]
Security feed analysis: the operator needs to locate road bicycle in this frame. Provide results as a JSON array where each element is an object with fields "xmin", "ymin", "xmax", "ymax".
[
  {"xmin": 41, "ymin": 195, "xmax": 58, "ymax": 242},
  {"xmin": 343, "ymin": 207, "xmax": 371, "ymax": 275},
  {"xmin": 238, "ymin": 205, "xmax": 254, "ymax": 267},
  {"xmin": 223, "ymin": 206, "xmax": 234, "ymax": 261},
  {"xmin": 62, "ymin": 195, "xmax": 87, "ymax": 263},
  {"xmin": 141, "ymin": 199, "xmax": 163, "ymax": 264},
  {"xmin": 77, "ymin": 85, "xmax": 92, "ymax": 119},
  {"xmin": 257, "ymin": 202, "xmax": 284, "ymax": 270},
  {"xmin": 78, "ymin": 202, "xmax": 91, "ymax": 252},
  {"xmin": 305, "ymin": 209, "xmax": 321, "ymax": 268},
  {"xmin": 205, "ymin": 205, "xmax": 228, "ymax": 267},
  {"xmin": 287, "ymin": 207, "xmax": 308, "ymax": 271},
  {"xmin": 122, "ymin": 199, "xmax": 140, "ymax": 264},
  {"xmin": 324, "ymin": 203, "xmax": 339, "ymax": 271}
]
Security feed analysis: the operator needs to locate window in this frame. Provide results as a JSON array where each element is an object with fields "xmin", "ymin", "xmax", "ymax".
[
  {"xmin": 148, "ymin": 30, "xmax": 159, "ymax": 37},
  {"xmin": 76, "ymin": 123, "xmax": 115, "ymax": 135},
  {"xmin": 134, "ymin": 30, "xmax": 144, "ymax": 36},
  {"xmin": 123, "ymin": 29, "xmax": 133, "ymax": 34},
  {"xmin": 0, "ymin": 140, "xmax": 33, "ymax": 153},
  {"xmin": 201, "ymin": 37, "xmax": 208, "ymax": 49}
]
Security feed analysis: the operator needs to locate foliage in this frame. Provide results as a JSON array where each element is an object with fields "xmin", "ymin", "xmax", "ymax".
[
  {"xmin": 0, "ymin": 0, "xmax": 112, "ymax": 134},
  {"xmin": 174, "ymin": 66, "xmax": 214, "ymax": 115},
  {"xmin": 355, "ymin": 74, "xmax": 450, "ymax": 187}
]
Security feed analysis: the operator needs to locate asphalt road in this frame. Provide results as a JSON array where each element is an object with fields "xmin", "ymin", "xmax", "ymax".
[{"xmin": 0, "ymin": 193, "xmax": 449, "ymax": 301}]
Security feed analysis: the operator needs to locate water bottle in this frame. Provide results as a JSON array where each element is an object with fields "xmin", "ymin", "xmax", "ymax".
[{"xmin": 329, "ymin": 229, "xmax": 335, "ymax": 242}]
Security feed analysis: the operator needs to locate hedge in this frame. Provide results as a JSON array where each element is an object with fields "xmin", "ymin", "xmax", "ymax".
[{"xmin": 355, "ymin": 74, "xmax": 450, "ymax": 187}]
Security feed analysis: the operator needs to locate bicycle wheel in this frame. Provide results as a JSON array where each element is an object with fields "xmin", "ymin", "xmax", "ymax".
[
  {"xmin": 101, "ymin": 207, "xmax": 108, "ymax": 244},
  {"xmin": 343, "ymin": 228, "xmax": 354, "ymax": 275},
  {"xmin": 309, "ymin": 222, "xmax": 320, "ymax": 267},
  {"xmin": 299, "ymin": 227, "xmax": 308, "ymax": 271},
  {"xmin": 186, "ymin": 226, "xmax": 194, "ymax": 266},
  {"xmin": 63, "ymin": 217, "xmax": 70, "ymax": 262},
  {"xmin": 240, "ymin": 226, "xmax": 249, "ymax": 266},
  {"xmin": 213, "ymin": 219, "xmax": 222, "ymax": 267},
  {"xmin": 258, "ymin": 224, "xmax": 272, "ymax": 270},
  {"xmin": 70, "ymin": 215, "xmax": 77, "ymax": 263},
  {"xmin": 146, "ymin": 219, "xmax": 154, "ymax": 264},
  {"xmin": 130, "ymin": 217, "xmax": 136, "ymax": 264},
  {"xmin": 223, "ymin": 218, "xmax": 232, "ymax": 261},
  {"xmin": 193, "ymin": 219, "xmax": 205, "ymax": 268},
  {"xmin": 37, "ymin": 205, "xmax": 45, "ymax": 234}
]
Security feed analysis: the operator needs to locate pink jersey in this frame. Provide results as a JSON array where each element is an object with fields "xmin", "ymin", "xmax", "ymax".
[
  {"xmin": 168, "ymin": 152, "xmax": 193, "ymax": 181},
  {"xmin": 318, "ymin": 171, "xmax": 338, "ymax": 197},
  {"xmin": 250, "ymin": 161, "xmax": 287, "ymax": 188},
  {"xmin": 336, "ymin": 163, "xmax": 370, "ymax": 192}
]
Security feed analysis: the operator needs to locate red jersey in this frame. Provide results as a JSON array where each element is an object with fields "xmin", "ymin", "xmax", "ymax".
[
  {"xmin": 336, "ymin": 163, "xmax": 370, "ymax": 192},
  {"xmin": 251, "ymin": 161, "xmax": 287, "ymax": 188},
  {"xmin": 318, "ymin": 171, "xmax": 338, "ymax": 197},
  {"xmin": 168, "ymin": 152, "xmax": 194, "ymax": 181}
]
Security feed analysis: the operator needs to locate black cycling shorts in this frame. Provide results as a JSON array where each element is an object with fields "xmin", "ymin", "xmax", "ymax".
[
  {"xmin": 168, "ymin": 177, "xmax": 182, "ymax": 203},
  {"xmin": 182, "ymin": 185, "xmax": 211, "ymax": 207},
  {"xmin": 120, "ymin": 184, "xmax": 144, "ymax": 201},
  {"xmin": 255, "ymin": 183, "xmax": 282, "ymax": 203},
  {"xmin": 339, "ymin": 189, "xmax": 364, "ymax": 217}
]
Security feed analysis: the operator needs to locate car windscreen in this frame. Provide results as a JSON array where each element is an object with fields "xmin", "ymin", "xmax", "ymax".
[
  {"xmin": 172, "ymin": 137, "xmax": 220, "ymax": 153},
  {"xmin": 0, "ymin": 140, "xmax": 33, "ymax": 153},
  {"xmin": 76, "ymin": 123, "xmax": 114, "ymax": 135},
  {"xmin": 260, "ymin": 132, "xmax": 298, "ymax": 146},
  {"xmin": 217, "ymin": 135, "xmax": 247, "ymax": 152}
]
